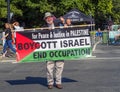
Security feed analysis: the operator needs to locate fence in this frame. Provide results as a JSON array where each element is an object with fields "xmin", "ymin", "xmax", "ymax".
[
  {"xmin": 90, "ymin": 31, "xmax": 120, "ymax": 46},
  {"xmin": 90, "ymin": 31, "xmax": 108, "ymax": 45}
]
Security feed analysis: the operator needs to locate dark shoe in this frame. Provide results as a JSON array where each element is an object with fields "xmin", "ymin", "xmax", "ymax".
[
  {"xmin": 56, "ymin": 84, "xmax": 63, "ymax": 89},
  {"xmin": 48, "ymin": 85, "xmax": 53, "ymax": 89}
]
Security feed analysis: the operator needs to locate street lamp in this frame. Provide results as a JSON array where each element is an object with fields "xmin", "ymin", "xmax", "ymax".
[{"xmin": 7, "ymin": 0, "xmax": 10, "ymax": 23}]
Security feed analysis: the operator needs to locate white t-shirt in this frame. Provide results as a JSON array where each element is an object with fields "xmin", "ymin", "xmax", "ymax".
[{"xmin": 14, "ymin": 26, "xmax": 24, "ymax": 31}]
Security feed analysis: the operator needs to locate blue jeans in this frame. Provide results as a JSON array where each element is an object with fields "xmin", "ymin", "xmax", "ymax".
[{"xmin": 3, "ymin": 40, "xmax": 16, "ymax": 53}]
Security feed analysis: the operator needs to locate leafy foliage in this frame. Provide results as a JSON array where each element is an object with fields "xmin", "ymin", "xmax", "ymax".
[
  {"xmin": 0, "ymin": 0, "xmax": 120, "ymax": 29},
  {"xmin": 112, "ymin": 0, "xmax": 120, "ymax": 24}
]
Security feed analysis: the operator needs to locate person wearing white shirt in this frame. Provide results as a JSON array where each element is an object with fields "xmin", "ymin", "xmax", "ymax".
[{"xmin": 13, "ymin": 22, "xmax": 24, "ymax": 31}]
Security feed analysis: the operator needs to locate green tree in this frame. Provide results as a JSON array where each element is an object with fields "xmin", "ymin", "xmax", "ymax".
[
  {"xmin": 57, "ymin": 0, "xmax": 93, "ymax": 15},
  {"xmin": 0, "ymin": 0, "xmax": 7, "ymax": 18},
  {"xmin": 0, "ymin": 0, "xmax": 23, "ymax": 29},
  {"xmin": 1, "ymin": 0, "xmax": 120, "ymax": 29},
  {"xmin": 92, "ymin": 0, "xmax": 113, "ymax": 29},
  {"xmin": 0, "ymin": 0, "xmax": 7, "ymax": 28},
  {"xmin": 112, "ymin": 0, "xmax": 120, "ymax": 24}
]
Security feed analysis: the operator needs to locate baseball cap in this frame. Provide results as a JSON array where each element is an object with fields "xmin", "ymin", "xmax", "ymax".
[{"xmin": 44, "ymin": 12, "xmax": 53, "ymax": 19}]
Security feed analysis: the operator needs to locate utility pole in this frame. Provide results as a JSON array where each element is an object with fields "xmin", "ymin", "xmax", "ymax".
[
  {"xmin": 89, "ymin": 11, "xmax": 92, "ymax": 31},
  {"xmin": 7, "ymin": 0, "xmax": 10, "ymax": 23}
]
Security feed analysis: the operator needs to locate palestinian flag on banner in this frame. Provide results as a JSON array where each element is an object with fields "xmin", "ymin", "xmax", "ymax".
[
  {"xmin": 16, "ymin": 27, "xmax": 92, "ymax": 63},
  {"xmin": 16, "ymin": 32, "xmax": 41, "ymax": 62}
]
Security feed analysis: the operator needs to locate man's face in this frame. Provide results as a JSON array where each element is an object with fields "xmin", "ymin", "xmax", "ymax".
[
  {"xmin": 66, "ymin": 19, "xmax": 71, "ymax": 25},
  {"xmin": 45, "ymin": 16, "xmax": 54, "ymax": 24},
  {"xmin": 60, "ymin": 17, "xmax": 65, "ymax": 23}
]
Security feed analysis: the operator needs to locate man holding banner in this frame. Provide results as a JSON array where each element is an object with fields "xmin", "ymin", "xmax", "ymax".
[
  {"xmin": 15, "ymin": 11, "xmax": 92, "ymax": 89},
  {"xmin": 44, "ymin": 12, "xmax": 64, "ymax": 89}
]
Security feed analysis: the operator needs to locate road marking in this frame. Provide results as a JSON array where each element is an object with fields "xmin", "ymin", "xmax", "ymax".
[{"xmin": 92, "ymin": 40, "xmax": 102, "ymax": 52}]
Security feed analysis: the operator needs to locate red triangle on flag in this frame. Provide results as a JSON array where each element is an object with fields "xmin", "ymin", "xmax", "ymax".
[{"xmin": 16, "ymin": 32, "xmax": 40, "ymax": 62}]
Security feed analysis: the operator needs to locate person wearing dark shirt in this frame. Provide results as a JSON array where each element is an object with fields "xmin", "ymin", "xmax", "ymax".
[
  {"xmin": 59, "ymin": 16, "xmax": 66, "ymax": 27},
  {"xmin": 1, "ymin": 23, "xmax": 16, "ymax": 57}
]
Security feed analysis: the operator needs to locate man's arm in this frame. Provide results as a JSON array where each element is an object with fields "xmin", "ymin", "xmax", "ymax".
[{"xmin": 1, "ymin": 33, "xmax": 8, "ymax": 40}]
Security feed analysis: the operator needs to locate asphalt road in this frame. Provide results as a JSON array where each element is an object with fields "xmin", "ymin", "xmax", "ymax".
[{"xmin": 0, "ymin": 45, "xmax": 120, "ymax": 92}]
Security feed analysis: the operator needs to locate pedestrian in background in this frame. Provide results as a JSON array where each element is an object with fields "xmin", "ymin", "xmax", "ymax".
[
  {"xmin": 12, "ymin": 21, "xmax": 24, "ymax": 31},
  {"xmin": 59, "ymin": 16, "xmax": 66, "ymax": 27},
  {"xmin": 65, "ymin": 18, "xmax": 72, "ymax": 27},
  {"xmin": 1, "ymin": 23, "xmax": 16, "ymax": 58},
  {"xmin": 95, "ymin": 28, "xmax": 103, "ymax": 41}
]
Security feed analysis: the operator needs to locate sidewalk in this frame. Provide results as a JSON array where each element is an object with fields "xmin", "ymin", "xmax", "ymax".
[
  {"xmin": 92, "ymin": 44, "xmax": 120, "ymax": 58},
  {"xmin": 0, "ymin": 45, "xmax": 16, "ymax": 63}
]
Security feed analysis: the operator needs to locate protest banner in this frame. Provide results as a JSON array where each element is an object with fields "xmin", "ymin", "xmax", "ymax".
[{"xmin": 16, "ymin": 26, "xmax": 92, "ymax": 63}]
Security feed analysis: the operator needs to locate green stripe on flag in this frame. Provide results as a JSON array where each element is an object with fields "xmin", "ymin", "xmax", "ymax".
[{"xmin": 20, "ymin": 47, "xmax": 92, "ymax": 63}]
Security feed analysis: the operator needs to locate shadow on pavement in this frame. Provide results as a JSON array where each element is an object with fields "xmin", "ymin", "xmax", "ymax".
[{"xmin": 6, "ymin": 76, "xmax": 78, "ymax": 87}]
